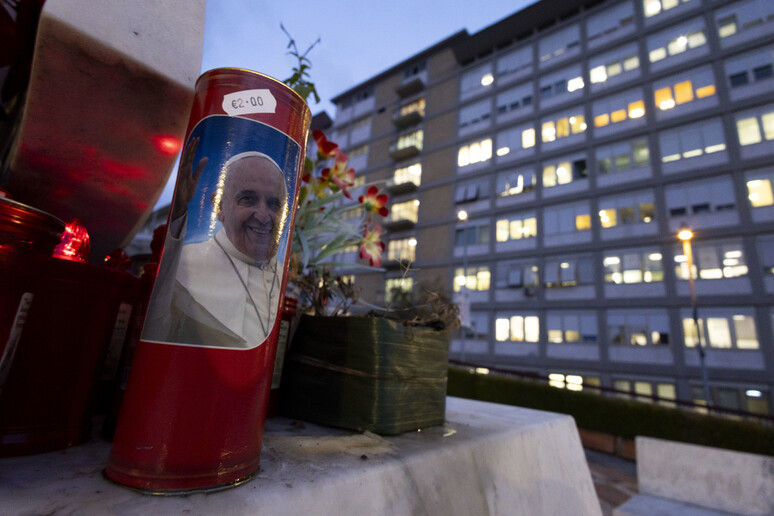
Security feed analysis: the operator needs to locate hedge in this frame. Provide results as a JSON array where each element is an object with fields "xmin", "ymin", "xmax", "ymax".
[{"xmin": 447, "ymin": 367, "xmax": 774, "ymax": 457}]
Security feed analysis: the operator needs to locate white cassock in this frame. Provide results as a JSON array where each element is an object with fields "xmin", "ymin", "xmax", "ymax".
[{"xmin": 142, "ymin": 216, "xmax": 280, "ymax": 349}]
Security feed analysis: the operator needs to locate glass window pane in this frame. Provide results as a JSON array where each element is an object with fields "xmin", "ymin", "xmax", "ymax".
[{"xmin": 707, "ymin": 318, "xmax": 732, "ymax": 348}]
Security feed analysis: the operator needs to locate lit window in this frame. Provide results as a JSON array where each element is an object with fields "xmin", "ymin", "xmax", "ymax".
[
  {"xmin": 542, "ymin": 121, "xmax": 556, "ymax": 142},
  {"xmin": 747, "ymin": 179, "xmax": 774, "ymax": 207},
  {"xmin": 496, "ymin": 215, "xmax": 537, "ymax": 242},
  {"xmin": 522, "ymin": 128, "xmax": 536, "ymax": 148},
  {"xmin": 390, "ymin": 200, "xmax": 419, "ymax": 223},
  {"xmin": 496, "ymin": 315, "xmax": 540, "ymax": 342},
  {"xmin": 387, "ymin": 238, "xmax": 417, "ymax": 262},
  {"xmin": 393, "ymin": 163, "xmax": 421, "ymax": 186},
  {"xmin": 458, "ymin": 138, "xmax": 493, "ymax": 167},
  {"xmin": 737, "ymin": 117, "xmax": 762, "ymax": 146},
  {"xmin": 454, "ymin": 266, "xmax": 491, "ymax": 292},
  {"xmin": 385, "ymin": 277, "xmax": 413, "ymax": 303},
  {"xmin": 628, "ymin": 101, "xmax": 645, "ymax": 118},
  {"xmin": 717, "ymin": 15, "xmax": 737, "ymax": 38},
  {"xmin": 655, "ymin": 87, "xmax": 675, "ymax": 110},
  {"xmin": 590, "ymin": 65, "xmax": 607, "ymax": 84}
]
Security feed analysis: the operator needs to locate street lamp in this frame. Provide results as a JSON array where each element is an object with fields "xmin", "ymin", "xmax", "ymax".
[
  {"xmin": 678, "ymin": 228, "xmax": 712, "ymax": 411},
  {"xmin": 457, "ymin": 210, "xmax": 469, "ymax": 363}
]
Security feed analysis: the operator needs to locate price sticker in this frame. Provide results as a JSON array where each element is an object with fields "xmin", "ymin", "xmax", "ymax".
[{"xmin": 222, "ymin": 89, "xmax": 277, "ymax": 116}]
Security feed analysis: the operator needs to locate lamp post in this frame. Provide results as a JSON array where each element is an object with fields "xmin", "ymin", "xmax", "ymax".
[
  {"xmin": 457, "ymin": 210, "xmax": 469, "ymax": 364},
  {"xmin": 678, "ymin": 228, "xmax": 712, "ymax": 411}
]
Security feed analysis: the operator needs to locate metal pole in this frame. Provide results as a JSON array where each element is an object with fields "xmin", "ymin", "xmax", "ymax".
[
  {"xmin": 460, "ymin": 216, "xmax": 469, "ymax": 364},
  {"xmin": 683, "ymin": 238, "xmax": 712, "ymax": 411}
]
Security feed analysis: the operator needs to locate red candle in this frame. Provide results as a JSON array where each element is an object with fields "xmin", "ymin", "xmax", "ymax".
[{"xmin": 105, "ymin": 69, "xmax": 311, "ymax": 493}]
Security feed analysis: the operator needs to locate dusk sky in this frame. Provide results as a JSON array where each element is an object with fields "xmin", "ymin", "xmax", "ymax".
[{"xmin": 156, "ymin": 0, "xmax": 538, "ymax": 208}]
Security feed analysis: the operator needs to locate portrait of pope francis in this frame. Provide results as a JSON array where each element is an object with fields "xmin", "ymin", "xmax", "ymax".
[{"xmin": 142, "ymin": 138, "xmax": 289, "ymax": 349}]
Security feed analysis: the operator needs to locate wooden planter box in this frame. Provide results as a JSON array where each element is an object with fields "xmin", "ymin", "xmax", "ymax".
[{"xmin": 280, "ymin": 316, "xmax": 450, "ymax": 435}]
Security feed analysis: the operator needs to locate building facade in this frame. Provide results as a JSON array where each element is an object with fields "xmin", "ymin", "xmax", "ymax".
[{"xmin": 327, "ymin": 0, "xmax": 774, "ymax": 417}]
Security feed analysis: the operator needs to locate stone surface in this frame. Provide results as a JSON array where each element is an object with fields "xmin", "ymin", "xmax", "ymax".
[
  {"xmin": 635, "ymin": 437, "xmax": 774, "ymax": 516},
  {"xmin": 614, "ymin": 494, "xmax": 740, "ymax": 516},
  {"xmin": 5, "ymin": 0, "xmax": 205, "ymax": 261},
  {"xmin": 0, "ymin": 397, "xmax": 602, "ymax": 515}
]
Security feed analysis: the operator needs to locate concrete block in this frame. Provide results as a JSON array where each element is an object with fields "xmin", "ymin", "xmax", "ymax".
[
  {"xmin": 614, "ymin": 493, "xmax": 740, "ymax": 516},
  {"xmin": 636, "ymin": 436, "xmax": 774, "ymax": 516}
]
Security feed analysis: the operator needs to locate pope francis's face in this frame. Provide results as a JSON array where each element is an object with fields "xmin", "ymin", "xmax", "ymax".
[{"xmin": 218, "ymin": 156, "xmax": 286, "ymax": 261}]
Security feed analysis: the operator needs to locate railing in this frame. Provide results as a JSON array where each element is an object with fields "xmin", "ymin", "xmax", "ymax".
[{"xmin": 448, "ymin": 358, "xmax": 774, "ymax": 426}]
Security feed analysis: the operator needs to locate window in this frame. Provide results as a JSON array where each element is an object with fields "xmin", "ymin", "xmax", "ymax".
[
  {"xmin": 715, "ymin": 0, "xmax": 774, "ymax": 42},
  {"xmin": 608, "ymin": 310, "xmax": 670, "ymax": 346},
  {"xmin": 495, "ymin": 314, "xmax": 540, "ymax": 342},
  {"xmin": 455, "ymin": 221, "xmax": 489, "ymax": 246},
  {"xmin": 683, "ymin": 310, "xmax": 759, "ymax": 350},
  {"xmin": 735, "ymin": 103, "xmax": 774, "ymax": 146},
  {"xmin": 385, "ymin": 277, "xmax": 412, "ymax": 303},
  {"xmin": 596, "ymin": 138, "xmax": 650, "ymax": 174},
  {"xmin": 588, "ymin": 43, "xmax": 640, "ymax": 87},
  {"xmin": 390, "ymin": 199, "xmax": 419, "ymax": 223},
  {"xmin": 542, "ymin": 155, "xmax": 587, "ymax": 188},
  {"xmin": 393, "ymin": 163, "xmax": 421, "ymax": 187},
  {"xmin": 461, "ymin": 63, "xmax": 494, "ymax": 97},
  {"xmin": 539, "ymin": 24, "xmax": 580, "ymax": 66},
  {"xmin": 725, "ymin": 45, "xmax": 774, "ymax": 92},
  {"xmin": 502, "ymin": 262, "xmax": 539, "ymax": 288},
  {"xmin": 549, "ymin": 374, "xmax": 601, "ymax": 393},
  {"xmin": 538, "ymin": 65, "xmax": 584, "ymax": 101},
  {"xmin": 402, "ymin": 60, "xmax": 426, "ymax": 79},
  {"xmin": 758, "ymin": 235, "xmax": 774, "ymax": 275},
  {"xmin": 547, "ymin": 312, "xmax": 597, "ymax": 344},
  {"xmin": 604, "ymin": 248, "xmax": 664, "ymax": 284},
  {"xmin": 454, "ymin": 180, "xmax": 488, "ymax": 204},
  {"xmin": 459, "ymin": 99, "xmax": 491, "ymax": 130},
  {"xmin": 348, "ymin": 144, "xmax": 369, "ymax": 158},
  {"xmin": 544, "ymin": 256, "xmax": 594, "ymax": 288},
  {"xmin": 674, "ymin": 239, "xmax": 748, "ymax": 280},
  {"xmin": 458, "ymin": 138, "xmax": 493, "ymax": 167},
  {"xmin": 593, "ymin": 89, "xmax": 646, "ymax": 128},
  {"xmin": 496, "ymin": 83, "xmax": 534, "ymax": 117},
  {"xmin": 659, "ymin": 118, "xmax": 726, "ymax": 163},
  {"xmin": 398, "ymin": 98, "xmax": 425, "ymax": 118},
  {"xmin": 497, "ymin": 45, "xmax": 533, "ymax": 78},
  {"xmin": 544, "ymin": 202, "xmax": 592, "ymax": 236},
  {"xmin": 454, "ymin": 266, "xmax": 491, "ymax": 292},
  {"xmin": 541, "ymin": 109, "xmax": 586, "ymax": 143},
  {"xmin": 496, "ymin": 167, "xmax": 536, "ymax": 197},
  {"xmin": 387, "ymin": 237, "xmax": 416, "ymax": 262},
  {"xmin": 666, "ymin": 176, "xmax": 736, "ymax": 217},
  {"xmin": 587, "ymin": 2, "xmax": 634, "ymax": 44},
  {"xmin": 647, "ymin": 18, "xmax": 707, "ymax": 65},
  {"xmin": 653, "ymin": 66, "xmax": 716, "ymax": 111},
  {"xmin": 395, "ymin": 130, "xmax": 423, "ymax": 152},
  {"xmin": 613, "ymin": 378, "xmax": 676, "ymax": 406},
  {"xmin": 496, "ymin": 213, "xmax": 537, "ymax": 242},
  {"xmin": 746, "ymin": 169, "xmax": 774, "ymax": 207},
  {"xmin": 496, "ymin": 124, "xmax": 536, "ymax": 158},
  {"xmin": 599, "ymin": 191, "xmax": 656, "ymax": 228},
  {"xmin": 643, "ymin": 0, "xmax": 693, "ymax": 19}
]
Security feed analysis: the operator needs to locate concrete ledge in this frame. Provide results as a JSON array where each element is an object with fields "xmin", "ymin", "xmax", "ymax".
[
  {"xmin": 614, "ymin": 493, "xmax": 741, "ymax": 516},
  {"xmin": 0, "ymin": 397, "xmax": 602, "ymax": 515},
  {"xmin": 636, "ymin": 436, "xmax": 774, "ymax": 516}
]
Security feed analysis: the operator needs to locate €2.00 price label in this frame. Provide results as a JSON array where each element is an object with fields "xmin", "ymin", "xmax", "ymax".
[{"xmin": 222, "ymin": 89, "xmax": 277, "ymax": 116}]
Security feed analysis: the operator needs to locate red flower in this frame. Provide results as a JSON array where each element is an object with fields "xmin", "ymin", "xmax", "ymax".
[
  {"xmin": 358, "ymin": 185, "xmax": 389, "ymax": 217},
  {"xmin": 359, "ymin": 225, "xmax": 385, "ymax": 267},
  {"xmin": 313, "ymin": 129, "xmax": 339, "ymax": 160},
  {"xmin": 326, "ymin": 152, "xmax": 355, "ymax": 198}
]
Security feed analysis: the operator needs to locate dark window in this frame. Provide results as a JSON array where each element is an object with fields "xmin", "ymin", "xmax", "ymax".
[
  {"xmin": 573, "ymin": 159, "xmax": 588, "ymax": 179},
  {"xmin": 669, "ymin": 207, "xmax": 687, "ymax": 216},
  {"xmin": 753, "ymin": 64, "xmax": 773, "ymax": 81},
  {"xmin": 692, "ymin": 203, "xmax": 711, "ymax": 214},
  {"xmin": 540, "ymin": 85, "xmax": 553, "ymax": 98},
  {"xmin": 522, "ymin": 95, "xmax": 533, "ymax": 106},
  {"xmin": 729, "ymin": 72, "xmax": 749, "ymax": 87}
]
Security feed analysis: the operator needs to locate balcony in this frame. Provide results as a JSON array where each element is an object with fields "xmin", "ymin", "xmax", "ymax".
[
  {"xmin": 389, "ymin": 141, "xmax": 421, "ymax": 161},
  {"xmin": 386, "ymin": 177, "xmax": 419, "ymax": 195},
  {"xmin": 395, "ymin": 76, "xmax": 424, "ymax": 97},
  {"xmin": 392, "ymin": 108, "xmax": 424, "ymax": 129}
]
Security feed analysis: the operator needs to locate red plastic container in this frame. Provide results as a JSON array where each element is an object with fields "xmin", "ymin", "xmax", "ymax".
[{"xmin": 106, "ymin": 69, "xmax": 311, "ymax": 492}]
